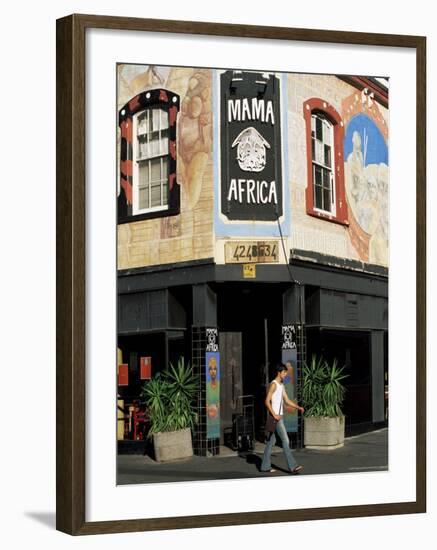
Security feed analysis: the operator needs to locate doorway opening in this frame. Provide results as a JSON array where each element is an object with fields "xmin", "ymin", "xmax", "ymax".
[{"xmin": 216, "ymin": 282, "xmax": 285, "ymax": 443}]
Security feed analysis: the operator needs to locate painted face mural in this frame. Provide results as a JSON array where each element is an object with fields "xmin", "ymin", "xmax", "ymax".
[
  {"xmin": 206, "ymin": 352, "xmax": 220, "ymax": 440},
  {"xmin": 344, "ymin": 114, "xmax": 389, "ymax": 265},
  {"xmin": 282, "ymin": 360, "xmax": 298, "ymax": 432}
]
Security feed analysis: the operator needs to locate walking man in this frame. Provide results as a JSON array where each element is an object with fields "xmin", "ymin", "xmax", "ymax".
[{"xmin": 261, "ymin": 363, "xmax": 304, "ymax": 474}]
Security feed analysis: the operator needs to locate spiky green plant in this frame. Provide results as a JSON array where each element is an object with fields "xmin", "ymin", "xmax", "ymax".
[
  {"xmin": 302, "ymin": 355, "xmax": 348, "ymax": 417},
  {"xmin": 141, "ymin": 357, "xmax": 199, "ymax": 435}
]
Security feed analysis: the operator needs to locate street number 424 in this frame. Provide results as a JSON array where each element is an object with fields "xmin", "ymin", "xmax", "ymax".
[{"xmin": 233, "ymin": 243, "xmax": 278, "ymax": 262}]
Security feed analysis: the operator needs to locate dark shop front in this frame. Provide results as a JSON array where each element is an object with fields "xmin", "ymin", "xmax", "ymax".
[{"xmin": 117, "ymin": 254, "xmax": 388, "ymax": 454}]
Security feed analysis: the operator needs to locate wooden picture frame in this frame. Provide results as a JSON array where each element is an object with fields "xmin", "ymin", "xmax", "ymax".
[{"xmin": 56, "ymin": 13, "xmax": 426, "ymax": 535}]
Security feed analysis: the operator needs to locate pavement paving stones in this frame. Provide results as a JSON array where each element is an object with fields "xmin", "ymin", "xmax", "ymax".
[{"xmin": 117, "ymin": 428, "xmax": 388, "ymax": 485}]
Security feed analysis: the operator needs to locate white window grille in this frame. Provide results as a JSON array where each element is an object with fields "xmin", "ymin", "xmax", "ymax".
[
  {"xmin": 311, "ymin": 113, "xmax": 336, "ymax": 215},
  {"xmin": 133, "ymin": 108, "xmax": 170, "ymax": 214}
]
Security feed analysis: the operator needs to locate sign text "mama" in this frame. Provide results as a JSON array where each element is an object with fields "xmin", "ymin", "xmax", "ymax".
[{"xmin": 228, "ymin": 98, "xmax": 275, "ymax": 125}]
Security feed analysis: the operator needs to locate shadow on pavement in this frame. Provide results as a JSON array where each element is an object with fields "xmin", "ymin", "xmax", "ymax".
[{"xmin": 240, "ymin": 451, "xmax": 262, "ymax": 471}]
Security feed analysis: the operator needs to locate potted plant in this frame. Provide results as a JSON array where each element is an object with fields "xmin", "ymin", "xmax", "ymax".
[
  {"xmin": 141, "ymin": 357, "xmax": 199, "ymax": 462},
  {"xmin": 302, "ymin": 355, "xmax": 348, "ymax": 449}
]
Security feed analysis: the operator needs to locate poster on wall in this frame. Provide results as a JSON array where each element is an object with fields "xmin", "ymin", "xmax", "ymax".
[
  {"xmin": 282, "ymin": 352, "xmax": 298, "ymax": 433},
  {"xmin": 140, "ymin": 356, "xmax": 152, "ymax": 379},
  {"xmin": 281, "ymin": 325, "xmax": 298, "ymax": 432},
  {"xmin": 206, "ymin": 352, "xmax": 220, "ymax": 440},
  {"xmin": 282, "ymin": 325, "xmax": 297, "ymax": 350}
]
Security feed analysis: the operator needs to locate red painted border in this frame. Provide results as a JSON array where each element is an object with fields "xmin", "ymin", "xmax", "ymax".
[
  {"xmin": 118, "ymin": 88, "xmax": 180, "ymax": 219},
  {"xmin": 303, "ymin": 98, "xmax": 348, "ymax": 226}
]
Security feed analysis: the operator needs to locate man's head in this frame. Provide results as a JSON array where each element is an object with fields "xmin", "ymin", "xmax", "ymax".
[
  {"xmin": 208, "ymin": 356, "xmax": 217, "ymax": 380},
  {"xmin": 275, "ymin": 363, "xmax": 288, "ymax": 381}
]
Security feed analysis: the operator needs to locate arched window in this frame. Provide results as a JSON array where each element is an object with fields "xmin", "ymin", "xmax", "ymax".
[
  {"xmin": 118, "ymin": 89, "xmax": 180, "ymax": 223},
  {"xmin": 303, "ymin": 98, "xmax": 348, "ymax": 225}
]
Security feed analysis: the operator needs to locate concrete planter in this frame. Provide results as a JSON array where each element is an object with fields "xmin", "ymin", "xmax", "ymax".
[
  {"xmin": 153, "ymin": 427, "xmax": 193, "ymax": 462},
  {"xmin": 304, "ymin": 416, "xmax": 345, "ymax": 449}
]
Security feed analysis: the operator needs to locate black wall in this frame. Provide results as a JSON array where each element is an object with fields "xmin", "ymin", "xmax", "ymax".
[{"xmin": 306, "ymin": 287, "xmax": 388, "ymax": 330}]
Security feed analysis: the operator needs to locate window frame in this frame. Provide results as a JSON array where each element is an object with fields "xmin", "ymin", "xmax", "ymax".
[
  {"xmin": 118, "ymin": 88, "xmax": 180, "ymax": 224},
  {"xmin": 132, "ymin": 108, "xmax": 170, "ymax": 216},
  {"xmin": 303, "ymin": 98, "xmax": 348, "ymax": 225},
  {"xmin": 311, "ymin": 113, "xmax": 336, "ymax": 216}
]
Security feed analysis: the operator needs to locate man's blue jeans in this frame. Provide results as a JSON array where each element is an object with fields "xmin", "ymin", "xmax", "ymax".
[{"xmin": 261, "ymin": 418, "xmax": 297, "ymax": 472}]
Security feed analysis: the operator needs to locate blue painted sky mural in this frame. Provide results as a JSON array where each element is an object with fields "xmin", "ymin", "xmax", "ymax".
[{"xmin": 344, "ymin": 114, "xmax": 388, "ymax": 166}]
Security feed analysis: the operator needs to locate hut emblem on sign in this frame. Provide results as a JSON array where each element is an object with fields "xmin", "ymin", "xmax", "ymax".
[{"xmin": 231, "ymin": 127, "xmax": 270, "ymax": 172}]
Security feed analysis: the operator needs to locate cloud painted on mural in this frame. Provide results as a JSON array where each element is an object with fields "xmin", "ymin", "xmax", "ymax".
[{"xmin": 344, "ymin": 114, "xmax": 388, "ymax": 167}]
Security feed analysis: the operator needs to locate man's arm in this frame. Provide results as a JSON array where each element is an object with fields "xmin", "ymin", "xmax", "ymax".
[
  {"xmin": 283, "ymin": 390, "xmax": 304, "ymax": 413},
  {"xmin": 265, "ymin": 383, "xmax": 281, "ymax": 420}
]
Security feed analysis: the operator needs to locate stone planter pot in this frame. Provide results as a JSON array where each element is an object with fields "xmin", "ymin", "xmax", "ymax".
[
  {"xmin": 304, "ymin": 416, "xmax": 345, "ymax": 450},
  {"xmin": 153, "ymin": 427, "xmax": 193, "ymax": 462}
]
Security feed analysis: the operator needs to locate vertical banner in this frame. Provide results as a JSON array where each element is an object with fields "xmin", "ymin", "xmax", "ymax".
[
  {"xmin": 282, "ymin": 324, "xmax": 298, "ymax": 432},
  {"xmin": 206, "ymin": 352, "xmax": 220, "ymax": 440}
]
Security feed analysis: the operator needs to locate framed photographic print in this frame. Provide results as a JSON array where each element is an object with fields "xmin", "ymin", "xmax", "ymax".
[{"xmin": 56, "ymin": 14, "xmax": 426, "ymax": 535}]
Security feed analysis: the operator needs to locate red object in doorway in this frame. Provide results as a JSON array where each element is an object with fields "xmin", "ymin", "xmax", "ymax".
[
  {"xmin": 118, "ymin": 363, "xmax": 129, "ymax": 386},
  {"xmin": 133, "ymin": 408, "xmax": 148, "ymax": 440},
  {"xmin": 140, "ymin": 356, "xmax": 152, "ymax": 380}
]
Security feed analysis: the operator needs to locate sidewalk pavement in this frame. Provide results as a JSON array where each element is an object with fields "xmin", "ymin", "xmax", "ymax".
[{"xmin": 117, "ymin": 427, "xmax": 388, "ymax": 485}]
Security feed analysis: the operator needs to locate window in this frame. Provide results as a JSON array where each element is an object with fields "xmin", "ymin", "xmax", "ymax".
[
  {"xmin": 311, "ymin": 113, "xmax": 335, "ymax": 214},
  {"xmin": 303, "ymin": 98, "xmax": 348, "ymax": 225},
  {"xmin": 134, "ymin": 108, "xmax": 169, "ymax": 214},
  {"xmin": 118, "ymin": 89, "xmax": 180, "ymax": 223}
]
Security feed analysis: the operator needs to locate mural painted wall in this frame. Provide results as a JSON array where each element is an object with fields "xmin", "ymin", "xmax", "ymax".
[
  {"xmin": 117, "ymin": 64, "xmax": 214, "ymax": 270},
  {"xmin": 342, "ymin": 93, "xmax": 389, "ymax": 265},
  {"xmin": 117, "ymin": 67, "xmax": 389, "ymax": 270},
  {"xmin": 286, "ymin": 74, "xmax": 389, "ymax": 268}
]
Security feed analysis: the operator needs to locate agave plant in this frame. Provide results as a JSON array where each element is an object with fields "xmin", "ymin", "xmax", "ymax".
[
  {"xmin": 141, "ymin": 357, "xmax": 199, "ymax": 435},
  {"xmin": 141, "ymin": 374, "xmax": 171, "ymax": 434},
  {"xmin": 302, "ymin": 355, "xmax": 348, "ymax": 418}
]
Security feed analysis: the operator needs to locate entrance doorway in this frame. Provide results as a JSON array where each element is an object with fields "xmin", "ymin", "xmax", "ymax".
[{"xmin": 216, "ymin": 282, "xmax": 284, "ymax": 441}]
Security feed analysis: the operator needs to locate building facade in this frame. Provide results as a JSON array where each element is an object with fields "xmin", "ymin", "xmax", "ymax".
[{"xmin": 116, "ymin": 64, "xmax": 389, "ymax": 455}]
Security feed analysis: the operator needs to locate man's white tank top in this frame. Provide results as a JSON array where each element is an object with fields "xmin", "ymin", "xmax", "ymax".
[{"xmin": 271, "ymin": 380, "xmax": 284, "ymax": 415}]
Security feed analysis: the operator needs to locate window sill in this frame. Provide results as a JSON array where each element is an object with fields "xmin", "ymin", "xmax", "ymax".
[
  {"xmin": 133, "ymin": 205, "xmax": 169, "ymax": 215},
  {"xmin": 118, "ymin": 207, "xmax": 178, "ymax": 225},
  {"xmin": 307, "ymin": 209, "xmax": 349, "ymax": 227}
]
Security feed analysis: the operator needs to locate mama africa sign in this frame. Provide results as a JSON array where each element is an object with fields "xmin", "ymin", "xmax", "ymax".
[{"xmin": 220, "ymin": 71, "xmax": 283, "ymax": 221}]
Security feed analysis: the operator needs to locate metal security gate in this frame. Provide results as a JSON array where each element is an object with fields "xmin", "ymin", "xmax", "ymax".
[{"xmin": 219, "ymin": 332, "xmax": 243, "ymax": 445}]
